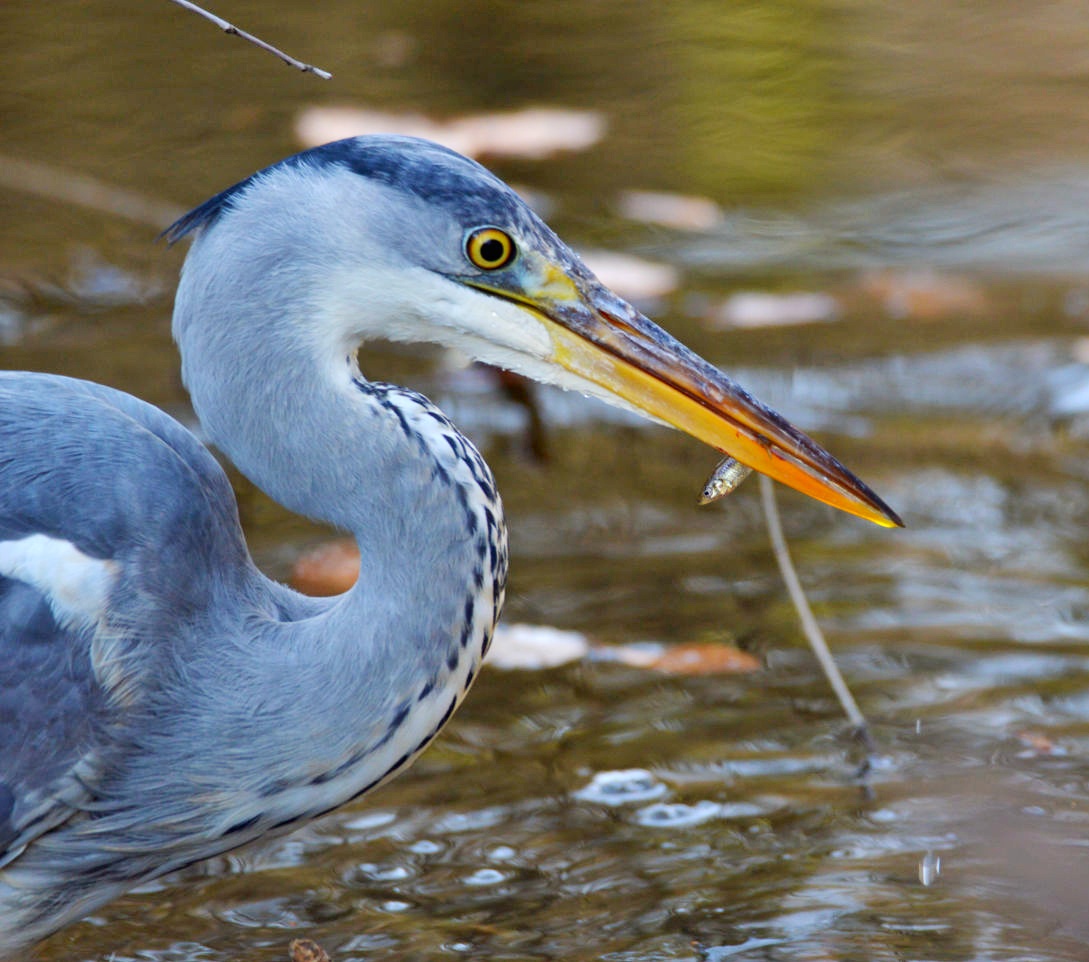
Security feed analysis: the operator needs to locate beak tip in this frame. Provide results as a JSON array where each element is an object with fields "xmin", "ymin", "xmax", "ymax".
[
  {"xmin": 881, "ymin": 506, "xmax": 906, "ymax": 529},
  {"xmin": 862, "ymin": 490, "xmax": 904, "ymax": 529}
]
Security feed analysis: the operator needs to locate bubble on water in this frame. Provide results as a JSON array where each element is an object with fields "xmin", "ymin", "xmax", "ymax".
[
  {"xmin": 718, "ymin": 801, "xmax": 768, "ymax": 819},
  {"xmin": 464, "ymin": 868, "xmax": 506, "ymax": 886},
  {"xmin": 354, "ymin": 862, "xmax": 411, "ymax": 882},
  {"xmin": 705, "ymin": 937, "xmax": 786, "ymax": 959},
  {"xmin": 344, "ymin": 810, "xmax": 397, "ymax": 831},
  {"xmin": 918, "ymin": 850, "xmax": 942, "ymax": 886},
  {"xmin": 381, "ymin": 900, "xmax": 410, "ymax": 912},
  {"xmin": 574, "ymin": 768, "xmax": 669, "ymax": 805},
  {"xmin": 433, "ymin": 806, "xmax": 506, "ymax": 833},
  {"xmin": 216, "ymin": 897, "xmax": 303, "ymax": 929},
  {"xmin": 487, "ymin": 844, "xmax": 517, "ymax": 861},
  {"xmin": 635, "ymin": 800, "xmax": 721, "ymax": 827}
]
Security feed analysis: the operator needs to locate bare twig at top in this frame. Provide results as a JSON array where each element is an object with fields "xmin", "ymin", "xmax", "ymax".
[{"xmin": 167, "ymin": 0, "xmax": 332, "ymax": 79}]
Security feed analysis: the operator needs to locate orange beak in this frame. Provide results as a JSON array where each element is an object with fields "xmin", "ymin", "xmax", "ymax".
[{"xmin": 466, "ymin": 270, "xmax": 902, "ymax": 528}]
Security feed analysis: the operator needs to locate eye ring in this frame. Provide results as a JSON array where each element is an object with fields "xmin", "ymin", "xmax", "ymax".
[{"xmin": 466, "ymin": 227, "xmax": 516, "ymax": 270}]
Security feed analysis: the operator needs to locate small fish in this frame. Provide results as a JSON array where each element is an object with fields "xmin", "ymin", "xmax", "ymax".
[{"xmin": 698, "ymin": 456, "xmax": 753, "ymax": 505}]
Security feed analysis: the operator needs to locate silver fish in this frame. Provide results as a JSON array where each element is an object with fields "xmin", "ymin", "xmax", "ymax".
[{"xmin": 698, "ymin": 456, "xmax": 753, "ymax": 505}]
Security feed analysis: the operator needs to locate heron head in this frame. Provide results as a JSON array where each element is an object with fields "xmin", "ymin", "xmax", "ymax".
[{"xmin": 169, "ymin": 136, "xmax": 900, "ymax": 528}]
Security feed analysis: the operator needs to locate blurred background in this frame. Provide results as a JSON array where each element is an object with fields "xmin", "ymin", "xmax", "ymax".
[{"xmin": 5, "ymin": 1, "xmax": 1089, "ymax": 959}]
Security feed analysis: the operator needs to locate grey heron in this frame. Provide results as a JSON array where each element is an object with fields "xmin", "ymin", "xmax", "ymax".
[{"xmin": 0, "ymin": 135, "xmax": 901, "ymax": 951}]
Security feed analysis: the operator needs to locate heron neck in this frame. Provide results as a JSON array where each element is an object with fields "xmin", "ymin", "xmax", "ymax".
[
  {"xmin": 166, "ymin": 284, "xmax": 508, "ymax": 825},
  {"xmin": 172, "ymin": 267, "xmax": 507, "ymax": 622}
]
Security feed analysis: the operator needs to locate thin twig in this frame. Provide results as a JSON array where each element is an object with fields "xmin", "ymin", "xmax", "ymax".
[
  {"xmin": 758, "ymin": 475, "xmax": 875, "ymax": 754},
  {"xmin": 167, "ymin": 0, "xmax": 332, "ymax": 79}
]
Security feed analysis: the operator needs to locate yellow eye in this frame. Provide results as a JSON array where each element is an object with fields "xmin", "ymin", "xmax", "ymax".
[{"xmin": 466, "ymin": 227, "xmax": 515, "ymax": 270}]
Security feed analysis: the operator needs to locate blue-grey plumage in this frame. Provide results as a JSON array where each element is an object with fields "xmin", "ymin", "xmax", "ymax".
[
  {"xmin": 0, "ymin": 372, "xmax": 504, "ymax": 948},
  {"xmin": 0, "ymin": 134, "xmax": 898, "ymax": 953}
]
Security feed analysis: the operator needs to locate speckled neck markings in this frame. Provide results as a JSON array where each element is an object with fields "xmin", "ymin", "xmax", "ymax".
[
  {"xmin": 197, "ymin": 377, "xmax": 507, "ymax": 846},
  {"xmin": 259, "ymin": 377, "xmax": 508, "ymax": 823}
]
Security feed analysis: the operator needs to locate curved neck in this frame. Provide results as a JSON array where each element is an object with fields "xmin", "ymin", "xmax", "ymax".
[{"xmin": 172, "ymin": 232, "xmax": 508, "ymax": 645}]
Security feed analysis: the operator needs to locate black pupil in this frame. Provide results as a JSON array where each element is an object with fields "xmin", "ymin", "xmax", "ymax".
[{"xmin": 479, "ymin": 237, "xmax": 506, "ymax": 264}]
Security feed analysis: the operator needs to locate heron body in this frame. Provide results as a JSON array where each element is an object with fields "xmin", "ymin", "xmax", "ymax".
[
  {"xmin": 0, "ymin": 373, "xmax": 504, "ymax": 947},
  {"xmin": 0, "ymin": 136, "xmax": 899, "ymax": 951}
]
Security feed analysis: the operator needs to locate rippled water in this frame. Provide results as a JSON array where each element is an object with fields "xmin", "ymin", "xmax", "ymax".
[{"xmin": 6, "ymin": 1, "xmax": 1089, "ymax": 960}]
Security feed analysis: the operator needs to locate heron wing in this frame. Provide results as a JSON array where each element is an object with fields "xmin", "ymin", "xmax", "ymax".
[{"xmin": 0, "ymin": 371, "xmax": 256, "ymax": 865}]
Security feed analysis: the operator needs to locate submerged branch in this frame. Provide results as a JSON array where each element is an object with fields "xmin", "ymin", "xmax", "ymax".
[
  {"xmin": 759, "ymin": 475, "xmax": 875, "ymax": 755},
  {"xmin": 0, "ymin": 154, "xmax": 183, "ymax": 229}
]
